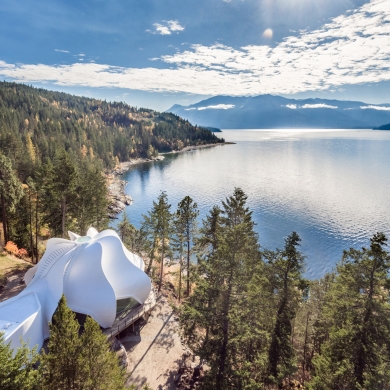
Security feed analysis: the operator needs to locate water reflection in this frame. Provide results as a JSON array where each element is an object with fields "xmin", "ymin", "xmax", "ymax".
[{"xmin": 117, "ymin": 130, "xmax": 390, "ymax": 279}]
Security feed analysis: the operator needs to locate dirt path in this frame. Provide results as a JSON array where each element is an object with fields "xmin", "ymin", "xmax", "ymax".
[
  {"xmin": 122, "ymin": 294, "xmax": 186, "ymax": 389},
  {"xmin": 0, "ymin": 272, "xmax": 26, "ymax": 302},
  {"xmin": 0, "ymin": 255, "xmax": 32, "ymax": 302}
]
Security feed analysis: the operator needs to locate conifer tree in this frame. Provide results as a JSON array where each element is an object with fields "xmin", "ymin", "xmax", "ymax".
[
  {"xmin": 117, "ymin": 212, "xmax": 135, "ymax": 245},
  {"xmin": 0, "ymin": 153, "xmax": 23, "ymax": 243},
  {"xmin": 196, "ymin": 205, "xmax": 221, "ymax": 256},
  {"xmin": 79, "ymin": 316, "xmax": 126, "ymax": 390},
  {"xmin": 181, "ymin": 188, "xmax": 261, "ymax": 389},
  {"xmin": 40, "ymin": 295, "xmax": 82, "ymax": 389},
  {"xmin": 266, "ymin": 232, "xmax": 308, "ymax": 387},
  {"xmin": 141, "ymin": 192, "xmax": 173, "ymax": 291},
  {"xmin": 52, "ymin": 150, "xmax": 78, "ymax": 237},
  {"xmin": 73, "ymin": 165, "xmax": 108, "ymax": 234},
  {"xmin": 40, "ymin": 295, "xmax": 126, "ymax": 390},
  {"xmin": 0, "ymin": 333, "xmax": 40, "ymax": 390},
  {"xmin": 308, "ymin": 233, "xmax": 390, "ymax": 390},
  {"xmin": 175, "ymin": 196, "xmax": 199, "ymax": 297}
]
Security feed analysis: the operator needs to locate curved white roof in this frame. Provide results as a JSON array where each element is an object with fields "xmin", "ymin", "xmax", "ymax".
[{"xmin": 0, "ymin": 228, "xmax": 151, "ymax": 352}]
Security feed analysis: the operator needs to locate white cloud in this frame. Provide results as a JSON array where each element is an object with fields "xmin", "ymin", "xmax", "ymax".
[
  {"xmin": 149, "ymin": 20, "xmax": 185, "ymax": 35},
  {"xmin": 198, "ymin": 104, "xmax": 235, "ymax": 110},
  {"xmin": 153, "ymin": 24, "xmax": 171, "ymax": 35},
  {"xmin": 185, "ymin": 104, "xmax": 235, "ymax": 110},
  {"xmin": 167, "ymin": 20, "xmax": 185, "ymax": 32},
  {"xmin": 301, "ymin": 104, "xmax": 338, "ymax": 109},
  {"xmin": 286, "ymin": 104, "xmax": 297, "ymax": 109},
  {"xmin": 360, "ymin": 105, "xmax": 390, "ymax": 110},
  {"xmin": 54, "ymin": 49, "xmax": 70, "ymax": 53},
  {"xmin": 1, "ymin": 0, "xmax": 390, "ymax": 96}
]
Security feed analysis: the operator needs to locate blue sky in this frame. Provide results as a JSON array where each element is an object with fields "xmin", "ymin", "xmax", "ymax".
[{"xmin": 0, "ymin": 0, "xmax": 389, "ymax": 111}]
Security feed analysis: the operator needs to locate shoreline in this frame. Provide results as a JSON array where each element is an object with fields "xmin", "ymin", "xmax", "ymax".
[
  {"xmin": 160, "ymin": 141, "xmax": 234, "ymax": 155},
  {"xmin": 106, "ymin": 142, "xmax": 234, "ymax": 219},
  {"xmin": 106, "ymin": 156, "xmax": 164, "ymax": 219}
]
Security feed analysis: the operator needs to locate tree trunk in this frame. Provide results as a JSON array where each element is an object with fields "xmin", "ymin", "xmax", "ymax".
[
  {"xmin": 216, "ymin": 269, "xmax": 234, "ymax": 390},
  {"xmin": 178, "ymin": 256, "xmax": 182, "ymax": 302},
  {"xmin": 61, "ymin": 196, "xmax": 66, "ymax": 238},
  {"xmin": 29, "ymin": 192, "xmax": 34, "ymax": 263},
  {"xmin": 159, "ymin": 247, "xmax": 164, "ymax": 292},
  {"xmin": 186, "ymin": 236, "xmax": 191, "ymax": 296},
  {"xmin": 35, "ymin": 192, "xmax": 39, "ymax": 262},
  {"xmin": 302, "ymin": 312, "xmax": 310, "ymax": 384},
  {"xmin": 146, "ymin": 241, "xmax": 156, "ymax": 275},
  {"xmin": 1, "ymin": 194, "xmax": 8, "ymax": 244},
  {"xmin": 355, "ymin": 262, "xmax": 377, "ymax": 388}
]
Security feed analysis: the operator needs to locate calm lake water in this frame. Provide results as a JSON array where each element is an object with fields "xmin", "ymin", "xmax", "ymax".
[{"xmin": 117, "ymin": 130, "xmax": 390, "ymax": 279}]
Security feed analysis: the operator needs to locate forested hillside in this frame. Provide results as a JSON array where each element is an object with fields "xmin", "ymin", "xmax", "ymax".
[
  {"xmin": 0, "ymin": 82, "xmax": 223, "ymax": 257},
  {"xmin": 0, "ymin": 82, "xmax": 223, "ymax": 174}
]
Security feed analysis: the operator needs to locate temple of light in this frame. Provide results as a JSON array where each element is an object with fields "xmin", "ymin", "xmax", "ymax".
[{"xmin": 0, "ymin": 227, "xmax": 151, "ymax": 352}]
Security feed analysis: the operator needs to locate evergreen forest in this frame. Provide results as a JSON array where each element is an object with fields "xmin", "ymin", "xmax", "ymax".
[
  {"xmin": 115, "ymin": 188, "xmax": 390, "ymax": 390},
  {"xmin": 1, "ymin": 82, "xmax": 390, "ymax": 389},
  {"xmin": 0, "ymin": 81, "xmax": 223, "ymax": 255}
]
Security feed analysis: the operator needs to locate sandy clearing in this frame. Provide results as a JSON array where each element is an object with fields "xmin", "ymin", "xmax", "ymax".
[{"xmin": 122, "ymin": 293, "xmax": 186, "ymax": 390}]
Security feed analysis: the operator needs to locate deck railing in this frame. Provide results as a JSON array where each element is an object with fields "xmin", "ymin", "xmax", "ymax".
[{"xmin": 104, "ymin": 288, "xmax": 157, "ymax": 339}]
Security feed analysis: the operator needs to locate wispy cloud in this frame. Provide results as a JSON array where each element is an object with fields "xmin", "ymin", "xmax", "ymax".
[
  {"xmin": 148, "ymin": 20, "xmax": 185, "ymax": 35},
  {"xmin": 360, "ymin": 105, "xmax": 390, "ymax": 110},
  {"xmin": 198, "ymin": 104, "xmax": 235, "ymax": 110},
  {"xmin": 54, "ymin": 49, "xmax": 70, "ymax": 53},
  {"xmin": 185, "ymin": 104, "xmax": 235, "ymax": 110},
  {"xmin": 1, "ymin": 0, "xmax": 389, "ymax": 96},
  {"xmin": 286, "ymin": 103, "xmax": 338, "ymax": 109},
  {"xmin": 301, "ymin": 104, "xmax": 338, "ymax": 109}
]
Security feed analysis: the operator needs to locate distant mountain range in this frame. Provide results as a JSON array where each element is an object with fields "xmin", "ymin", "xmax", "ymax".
[
  {"xmin": 374, "ymin": 123, "xmax": 390, "ymax": 130},
  {"xmin": 167, "ymin": 95, "xmax": 390, "ymax": 129}
]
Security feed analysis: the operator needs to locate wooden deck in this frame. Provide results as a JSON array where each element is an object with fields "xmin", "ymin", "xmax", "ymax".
[{"xmin": 104, "ymin": 288, "xmax": 157, "ymax": 339}]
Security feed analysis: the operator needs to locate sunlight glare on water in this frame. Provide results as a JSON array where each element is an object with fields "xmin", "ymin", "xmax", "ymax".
[{"xmin": 118, "ymin": 130, "xmax": 390, "ymax": 279}]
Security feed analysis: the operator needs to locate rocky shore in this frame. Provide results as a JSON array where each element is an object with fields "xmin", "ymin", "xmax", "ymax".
[
  {"xmin": 106, "ymin": 142, "xmax": 231, "ymax": 219},
  {"xmin": 106, "ymin": 156, "xmax": 164, "ymax": 219}
]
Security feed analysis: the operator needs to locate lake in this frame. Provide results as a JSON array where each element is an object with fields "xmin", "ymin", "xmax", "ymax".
[{"xmin": 117, "ymin": 130, "xmax": 390, "ymax": 279}]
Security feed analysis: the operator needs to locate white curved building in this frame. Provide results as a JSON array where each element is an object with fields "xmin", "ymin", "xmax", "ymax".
[{"xmin": 0, "ymin": 228, "xmax": 151, "ymax": 352}]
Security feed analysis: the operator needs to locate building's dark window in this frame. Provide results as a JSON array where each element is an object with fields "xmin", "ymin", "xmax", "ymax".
[{"xmin": 116, "ymin": 297, "xmax": 139, "ymax": 315}]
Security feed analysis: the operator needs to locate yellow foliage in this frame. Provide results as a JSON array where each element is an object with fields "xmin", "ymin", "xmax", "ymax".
[
  {"xmin": 25, "ymin": 133, "xmax": 36, "ymax": 163},
  {"xmin": 81, "ymin": 144, "xmax": 88, "ymax": 157}
]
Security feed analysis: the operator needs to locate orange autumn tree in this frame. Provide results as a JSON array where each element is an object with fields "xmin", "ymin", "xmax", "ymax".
[{"xmin": 4, "ymin": 241, "xmax": 18, "ymax": 256}]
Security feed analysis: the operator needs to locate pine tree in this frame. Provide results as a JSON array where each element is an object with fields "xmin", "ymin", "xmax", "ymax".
[
  {"xmin": 40, "ymin": 295, "xmax": 82, "ymax": 389},
  {"xmin": 196, "ymin": 205, "xmax": 221, "ymax": 256},
  {"xmin": 141, "ymin": 192, "xmax": 173, "ymax": 291},
  {"xmin": 78, "ymin": 316, "xmax": 126, "ymax": 390},
  {"xmin": 52, "ymin": 150, "xmax": 78, "ymax": 237},
  {"xmin": 74, "ymin": 165, "xmax": 109, "ymax": 235},
  {"xmin": 308, "ymin": 233, "xmax": 390, "ymax": 390},
  {"xmin": 0, "ymin": 153, "xmax": 23, "ymax": 243},
  {"xmin": 0, "ymin": 333, "xmax": 40, "ymax": 390},
  {"xmin": 181, "ymin": 188, "xmax": 261, "ymax": 389},
  {"xmin": 266, "ymin": 232, "xmax": 308, "ymax": 387},
  {"xmin": 293, "ymin": 274, "xmax": 334, "ymax": 385},
  {"xmin": 40, "ymin": 295, "xmax": 126, "ymax": 390},
  {"xmin": 117, "ymin": 212, "xmax": 135, "ymax": 245},
  {"xmin": 175, "ymin": 196, "xmax": 199, "ymax": 297}
]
